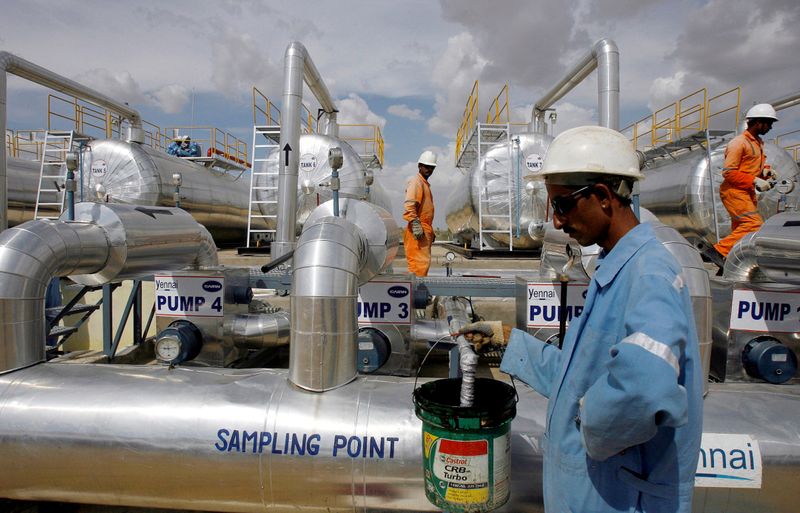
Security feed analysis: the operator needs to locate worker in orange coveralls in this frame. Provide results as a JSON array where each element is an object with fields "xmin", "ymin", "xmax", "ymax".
[
  {"xmin": 403, "ymin": 151, "xmax": 437, "ymax": 276},
  {"xmin": 710, "ymin": 103, "xmax": 778, "ymax": 264}
]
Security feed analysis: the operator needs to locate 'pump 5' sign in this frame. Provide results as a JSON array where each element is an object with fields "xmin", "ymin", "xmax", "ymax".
[{"xmin": 526, "ymin": 282, "xmax": 588, "ymax": 328}]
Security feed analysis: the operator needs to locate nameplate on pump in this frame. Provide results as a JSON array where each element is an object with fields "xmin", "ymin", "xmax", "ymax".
[
  {"xmin": 729, "ymin": 289, "xmax": 800, "ymax": 333},
  {"xmin": 357, "ymin": 281, "xmax": 412, "ymax": 325},
  {"xmin": 155, "ymin": 274, "xmax": 224, "ymax": 318},
  {"xmin": 695, "ymin": 433, "xmax": 762, "ymax": 488},
  {"xmin": 526, "ymin": 282, "xmax": 588, "ymax": 328}
]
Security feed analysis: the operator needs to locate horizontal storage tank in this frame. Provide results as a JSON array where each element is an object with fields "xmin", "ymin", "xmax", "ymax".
[
  {"xmin": 639, "ymin": 138, "xmax": 800, "ymax": 248},
  {"xmin": 256, "ymin": 133, "xmax": 390, "ymax": 233},
  {"xmin": 445, "ymin": 132, "xmax": 552, "ymax": 250},
  {"xmin": 79, "ymin": 139, "xmax": 258, "ymax": 244}
]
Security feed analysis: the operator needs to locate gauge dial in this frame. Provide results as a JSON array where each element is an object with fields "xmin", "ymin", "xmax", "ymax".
[
  {"xmin": 155, "ymin": 335, "xmax": 182, "ymax": 363},
  {"xmin": 445, "ymin": 251, "xmax": 456, "ymax": 262}
]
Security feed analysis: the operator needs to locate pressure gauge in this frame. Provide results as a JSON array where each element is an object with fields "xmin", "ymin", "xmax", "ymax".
[
  {"xmin": 154, "ymin": 320, "xmax": 203, "ymax": 365},
  {"xmin": 445, "ymin": 251, "xmax": 456, "ymax": 262}
]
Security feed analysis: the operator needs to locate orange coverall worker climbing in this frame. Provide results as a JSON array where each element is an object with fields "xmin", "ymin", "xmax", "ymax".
[
  {"xmin": 713, "ymin": 104, "xmax": 778, "ymax": 258},
  {"xmin": 403, "ymin": 151, "xmax": 437, "ymax": 276}
]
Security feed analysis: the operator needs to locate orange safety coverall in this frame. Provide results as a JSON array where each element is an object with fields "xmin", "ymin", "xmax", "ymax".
[
  {"xmin": 403, "ymin": 173, "xmax": 435, "ymax": 276},
  {"xmin": 713, "ymin": 130, "xmax": 766, "ymax": 257}
]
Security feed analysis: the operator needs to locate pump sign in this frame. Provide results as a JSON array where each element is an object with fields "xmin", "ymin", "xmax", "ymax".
[
  {"xmin": 358, "ymin": 281, "xmax": 412, "ymax": 325},
  {"xmin": 695, "ymin": 433, "xmax": 762, "ymax": 488},
  {"xmin": 155, "ymin": 274, "xmax": 224, "ymax": 318},
  {"xmin": 526, "ymin": 282, "xmax": 588, "ymax": 328},
  {"xmin": 729, "ymin": 289, "xmax": 800, "ymax": 333}
]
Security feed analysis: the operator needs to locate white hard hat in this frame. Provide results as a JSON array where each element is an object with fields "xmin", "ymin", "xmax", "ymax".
[
  {"xmin": 540, "ymin": 126, "xmax": 643, "ymax": 183},
  {"xmin": 745, "ymin": 103, "xmax": 778, "ymax": 121},
  {"xmin": 418, "ymin": 150, "xmax": 437, "ymax": 167}
]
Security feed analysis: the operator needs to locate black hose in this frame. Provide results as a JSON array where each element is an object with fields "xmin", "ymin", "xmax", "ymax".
[
  {"xmin": 260, "ymin": 249, "xmax": 295, "ymax": 273},
  {"xmin": 557, "ymin": 275, "xmax": 568, "ymax": 349}
]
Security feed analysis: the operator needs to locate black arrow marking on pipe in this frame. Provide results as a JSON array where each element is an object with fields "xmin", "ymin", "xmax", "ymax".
[
  {"xmin": 135, "ymin": 207, "xmax": 174, "ymax": 219},
  {"xmin": 283, "ymin": 144, "xmax": 292, "ymax": 166}
]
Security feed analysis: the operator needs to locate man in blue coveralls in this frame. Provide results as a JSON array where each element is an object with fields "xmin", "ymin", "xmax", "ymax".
[{"xmin": 461, "ymin": 126, "xmax": 703, "ymax": 513}]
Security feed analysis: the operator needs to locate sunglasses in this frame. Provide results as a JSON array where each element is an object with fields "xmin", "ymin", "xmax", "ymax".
[{"xmin": 550, "ymin": 185, "xmax": 593, "ymax": 216}]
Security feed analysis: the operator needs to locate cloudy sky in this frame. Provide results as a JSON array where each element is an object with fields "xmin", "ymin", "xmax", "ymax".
[{"xmin": 2, "ymin": 0, "xmax": 799, "ymax": 227}]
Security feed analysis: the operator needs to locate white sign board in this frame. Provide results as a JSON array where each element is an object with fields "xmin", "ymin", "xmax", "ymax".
[
  {"xmin": 526, "ymin": 282, "xmax": 588, "ymax": 328},
  {"xmin": 299, "ymin": 153, "xmax": 318, "ymax": 172},
  {"xmin": 729, "ymin": 289, "xmax": 800, "ymax": 333},
  {"xmin": 525, "ymin": 153, "xmax": 543, "ymax": 173},
  {"xmin": 155, "ymin": 274, "xmax": 224, "ymax": 318},
  {"xmin": 358, "ymin": 281, "xmax": 412, "ymax": 325},
  {"xmin": 91, "ymin": 159, "xmax": 107, "ymax": 177},
  {"xmin": 695, "ymin": 433, "xmax": 762, "ymax": 488}
]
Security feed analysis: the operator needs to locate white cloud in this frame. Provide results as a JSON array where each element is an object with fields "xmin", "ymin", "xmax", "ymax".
[
  {"xmin": 648, "ymin": 71, "xmax": 687, "ymax": 111},
  {"xmin": 388, "ymin": 104, "xmax": 423, "ymax": 121},
  {"xmin": 337, "ymin": 93, "xmax": 387, "ymax": 129},
  {"xmin": 150, "ymin": 85, "xmax": 190, "ymax": 115},
  {"xmin": 73, "ymin": 68, "xmax": 148, "ymax": 105}
]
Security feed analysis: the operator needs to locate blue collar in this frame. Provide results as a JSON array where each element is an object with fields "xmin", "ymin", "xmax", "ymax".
[{"xmin": 593, "ymin": 223, "xmax": 654, "ymax": 288}]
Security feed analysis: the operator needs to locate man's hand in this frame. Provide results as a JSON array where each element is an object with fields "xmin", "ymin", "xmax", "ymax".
[
  {"xmin": 411, "ymin": 218, "xmax": 424, "ymax": 240},
  {"xmin": 456, "ymin": 321, "xmax": 512, "ymax": 352},
  {"xmin": 762, "ymin": 167, "xmax": 777, "ymax": 180},
  {"xmin": 754, "ymin": 177, "xmax": 773, "ymax": 192}
]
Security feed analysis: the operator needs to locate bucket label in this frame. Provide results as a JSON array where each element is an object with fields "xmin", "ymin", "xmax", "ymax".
[
  {"xmin": 429, "ymin": 436, "xmax": 489, "ymax": 504},
  {"xmin": 729, "ymin": 289, "xmax": 800, "ymax": 333}
]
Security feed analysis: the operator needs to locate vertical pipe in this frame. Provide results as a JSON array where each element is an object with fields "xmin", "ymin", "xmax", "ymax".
[
  {"xmin": 274, "ymin": 42, "xmax": 338, "ymax": 260},
  {"xmin": 0, "ymin": 68, "xmax": 7, "ymax": 230},
  {"xmin": 529, "ymin": 39, "xmax": 619, "ymax": 132}
]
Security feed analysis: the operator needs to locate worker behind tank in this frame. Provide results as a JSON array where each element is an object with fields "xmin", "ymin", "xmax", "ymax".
[
  {"xmin": 708, "ymin": 103, "xmax": 779, "ymax": 267},
  {"xmin": 459, "ymin": 126, "xmax": 703, "ymax": 513},
  {"xmin": 403, "ymin": 150, "xmax": 437, "ymax": 276},
  {"xmin": 166, "ymin": 135, "xmax": 202, "ymax": 157}
]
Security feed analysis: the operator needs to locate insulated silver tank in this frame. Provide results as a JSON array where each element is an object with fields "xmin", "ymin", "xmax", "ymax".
[
  {"xmin": 5, "ymin": 156, "xmax": 44, "ymax": 224},
  {"xmin": 639, "ymin": 138, "xmax": 800, "ymax": 248},
  {"xmin": 445, "ymin": 132, "xmax": 551, "ymax": 250},
  {"xmin": 256, "ymin": 134, "xmax": 386, "ymax": 232},
  {"xmin": 80, "ymin": 139, "xmax": 257, "ymax": 244}
]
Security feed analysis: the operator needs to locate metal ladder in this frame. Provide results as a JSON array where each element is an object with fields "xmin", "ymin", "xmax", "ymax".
[
  {"xmin": 476, "ymin": 123, "xmax": 513, "ymax": 250},
  {"xmin": 245, "ymin": 125, "xmax": 282, "ymax": 247},
  {"xmin": 34, "ymin": 130, "xmax": 85, "ymax": 219}
]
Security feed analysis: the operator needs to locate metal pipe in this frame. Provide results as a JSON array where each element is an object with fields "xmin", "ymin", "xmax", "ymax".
[
  {"xmin": 530, "ymin": 38, "xmax": 619, "ymax": 132},
  {"xmin": 722, "ymin": 212, "xmax": 800, "ymax": 284},
  {"xmin": 226, "ymin": 311, "xmax": 291, "ymax": 349},
  {"xmin": 767, "ymin": 90, "xmax": 800, "ymax": 112},
  {"xmin": 0, "ymin": 203, "xmax": 218, "ymax": 373},
  {"xmin": 0, "ymin": 52, "xmax": 145, "ymax": 230},
  {"xmin": 289, "ymin": 199, "xmax": 399, "ymax": 392},
  {"xmin": 274, "ymin": 42, "xmax": 338, "ymax": 259},
  {"xmin": 289, "ymin": 216, "xmax": 368, "ymax": 391}
]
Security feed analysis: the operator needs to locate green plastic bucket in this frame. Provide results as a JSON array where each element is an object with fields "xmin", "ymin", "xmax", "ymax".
[{"xmin": 412, "ymin": 377, "xmax": 517, "ymax": 513}]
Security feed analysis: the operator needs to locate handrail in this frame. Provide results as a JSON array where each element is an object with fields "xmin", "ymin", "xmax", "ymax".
[
  {"xmin": 166, "ymin": 125, "xmax": 251, "ymax": 167},
  {"xmin": 455, "ymin": 80, "xmax": 479, "ymax": 162},
  {"xmin": 707, "ymin": 87, "xmax": 740, "ymax": 132},
  {"xmin": 775, "ymin": 129, "xmax": 800, "ymax": 163},
  {"xmin": 677, "ymin": 88, "xmax": 706, "ymax": 136},
  {"xmin": 486, "ymin": 83, "xmax": 509, "ymax": 124},
  {"xmin": 252, "ymin": 86, "xmax": 281, "ymax": 126},
  {"xmin": 339, "ymin": 124, "xmax": 385, "ymax": 167},
  {"xmin": 623, "ymin": 86, "xmax": 741, "ymax": 152}
]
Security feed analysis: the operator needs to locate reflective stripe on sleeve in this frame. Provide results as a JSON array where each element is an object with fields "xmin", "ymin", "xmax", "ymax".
[{"xmin": 620, "ymin": 332, "xmax": 680, "ymax": 375}]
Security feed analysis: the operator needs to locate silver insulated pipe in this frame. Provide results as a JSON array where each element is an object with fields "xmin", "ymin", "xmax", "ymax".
[
  {"xmin": 723, "ymin": 212, "xmax": 800, "ymax": 284},
  {"xmin": 0, "ymin": 51, "xmax": 144, "ymax": 230},
  {"xmin": 530, "ymin": 38, "xmax": 619, "ymax": 132},
  {"xmin": 274, "ymin": 42, "xmax": 338, "ymax": 259},
  {"xmin": 290, "ymin": 199, "xmax": 399, "ymax": 391},
  {"xmin": 0, "ymin": 202, "xmax": 217, "ymax": 373}
]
